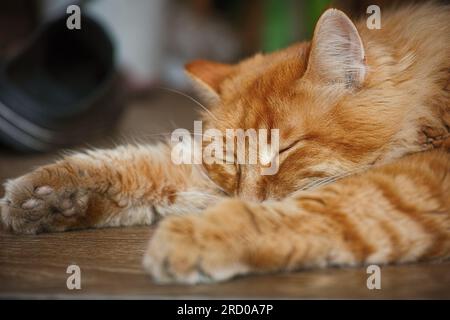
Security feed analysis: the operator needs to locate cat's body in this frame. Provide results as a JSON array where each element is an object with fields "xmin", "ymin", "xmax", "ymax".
[{"xmin": 1, "ymin": 3, "xmax": 450, "ymax": 284}]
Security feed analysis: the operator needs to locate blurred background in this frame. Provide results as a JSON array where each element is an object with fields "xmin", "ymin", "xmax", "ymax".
[
  {"xmin": 1, "ymin": 0, "xmax": 393, "ymax": 93},
  {"xmin": 0, "ymin": 0, "xmax": 436, "ymax": 183}
]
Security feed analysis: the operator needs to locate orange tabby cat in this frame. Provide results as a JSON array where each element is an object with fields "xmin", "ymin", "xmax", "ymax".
[{"xmin": 1, "ymin": 3, "xmax": 449, "ymax": 284}]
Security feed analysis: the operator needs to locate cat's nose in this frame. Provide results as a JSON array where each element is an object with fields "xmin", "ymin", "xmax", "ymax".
[
  {"xmin": 238, "ymin": 190, "xmax": 265, "ymax": 202},
  {"xmin": 236, "ymin": 167, "xmax": 268, "ymax": 202}
]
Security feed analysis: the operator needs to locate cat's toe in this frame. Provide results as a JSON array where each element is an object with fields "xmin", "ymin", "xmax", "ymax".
[
  {"xmin": 57, "ymin": 189, "xmax": 89, "ymax": 217},
  {"xmin": 35, "ymin": 185, "xmax": 54, "ymax": 196},
  {"xmin": 21, "ymin": 198, "xmax": 44, "ymax": 210},
  {"xmin": 143, "ymin": 215, "xmax": 249, "ymax": 284}
]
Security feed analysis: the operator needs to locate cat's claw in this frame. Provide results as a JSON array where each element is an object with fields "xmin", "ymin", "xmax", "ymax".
[{"xmin": 1, "ymin": 169, "xmax": 90, "ymax": 234}]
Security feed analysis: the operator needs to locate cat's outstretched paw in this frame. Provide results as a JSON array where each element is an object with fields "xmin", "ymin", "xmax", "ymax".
[
  {"xmin": 143, "ymin": 200, "xmax": 254, "ymax": 284},
  {"xmin": 1, "ymin": 167, "xmax": 90, "ymax": 234}
]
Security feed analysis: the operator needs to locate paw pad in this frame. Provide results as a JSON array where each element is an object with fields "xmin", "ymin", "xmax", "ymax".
[
  {"xmin": 35, "ymin": 186, "xmax": 53, "ymax": 196},
  {"xmin": 22, "ymin": 198, "xmax": 42, "ymax": 210}
]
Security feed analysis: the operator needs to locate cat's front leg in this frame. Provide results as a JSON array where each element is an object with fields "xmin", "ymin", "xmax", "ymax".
[
  {"xmin": 144, "ymin": 150, "xmax": 450, "ymax": 284},
  {"xmin": 1, "ymin": 144, "xmax": 218, "ymax": 234},
  {"xmin": 144, "ymin": 198, "xmax": 331, "ymax": 284},
  {"xmin": 143, "ymin": 195, "xmax": 371, "ymax": 284}
]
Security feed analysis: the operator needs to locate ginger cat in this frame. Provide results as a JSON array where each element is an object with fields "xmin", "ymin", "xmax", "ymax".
[{"xmin": 1, "ymin": 3, "xmax": 450, "ymax": 284}]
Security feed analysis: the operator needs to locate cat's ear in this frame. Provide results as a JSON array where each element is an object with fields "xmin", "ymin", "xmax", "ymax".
[
  {"xmin": 185, "ymin": 60, "xmax": 233, "ymax": 101},
  {"xmin": 305, "ymin": 9, "xmax": 366, "ymax": 88}
]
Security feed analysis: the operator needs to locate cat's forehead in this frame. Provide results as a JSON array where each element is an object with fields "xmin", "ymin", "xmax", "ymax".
[
  {"xmin": 221, "ymin": 43, "xmax": 311, "ymax": 96},
  {"xmin": 241, "ymin": 43, "xmax": 309, "ymax": 72},
  {"xmin": 213, "ymin": 43, "xmax": 311, "ymax": 130}
]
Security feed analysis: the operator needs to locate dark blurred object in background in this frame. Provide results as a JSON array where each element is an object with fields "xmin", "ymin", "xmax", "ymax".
[
  {"xmin": 0, "ymin": 1, "xmax": 125, "ymax": 152},
  {"xmin": 0, "ymin": 1, "xmax": 39, "ymax": 59}
]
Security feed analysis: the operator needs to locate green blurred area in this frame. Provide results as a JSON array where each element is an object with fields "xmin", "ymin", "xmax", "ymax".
[
  {"xmin": 262, "ymin": 0, "xmax": 331, "ymax": 52},
  {"xmin": 304, "ymin": 0, "xmax": 332, "ymax": 37}
]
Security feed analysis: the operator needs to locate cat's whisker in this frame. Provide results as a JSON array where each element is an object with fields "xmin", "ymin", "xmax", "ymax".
[
  {"xmin": 158, "ymin": 86, "xmax": 220, "ymax": 122},
  {"xmin": 298, "ymin": 166, "xmax": 369, "ymax": 192}
]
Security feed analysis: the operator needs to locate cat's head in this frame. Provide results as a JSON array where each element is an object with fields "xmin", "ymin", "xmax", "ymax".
[{"xmin": 185, "ymin": 9, "xmax": 402, "ymax": 201}]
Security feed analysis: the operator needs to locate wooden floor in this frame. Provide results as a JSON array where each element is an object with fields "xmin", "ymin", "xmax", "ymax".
[
  {"xmin": 1, "ymin": 93, "xmax": 449, "ymax": 299},
  {"xmin": 1, "ymin": 225, "xmax": 450, "ymax": 299}
]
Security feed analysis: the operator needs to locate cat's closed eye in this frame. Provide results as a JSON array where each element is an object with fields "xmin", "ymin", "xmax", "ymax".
[{"xmin": 279, "ymin": 139, "xmax": 302, "ymax": 154}]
